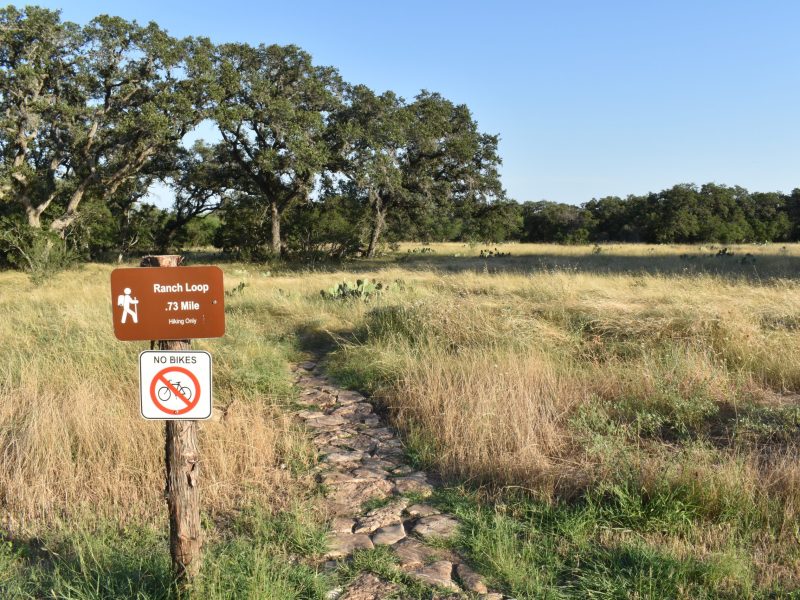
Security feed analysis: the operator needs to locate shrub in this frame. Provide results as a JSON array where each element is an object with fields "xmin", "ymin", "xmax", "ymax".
[{"xmin": 0, "ymin": 219, "xmax": 76, "ymax": 284}]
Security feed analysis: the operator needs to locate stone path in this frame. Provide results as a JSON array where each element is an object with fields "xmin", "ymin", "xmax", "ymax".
[{"xmin": 291, "ymin": 361, "xmax": 506, "ymax": 599}]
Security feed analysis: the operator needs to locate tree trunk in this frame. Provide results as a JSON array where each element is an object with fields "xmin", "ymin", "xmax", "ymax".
[
  {"xmin": 366, "ymin": 197, "xmax": 385, "ymax": 258},
  {"xmin": 25, "ymin": 204, "xmax": 42, "ymax": 228},
  {"xmin": 140, "ymin": 255, "xmax": 202, "ymax": 588},
  {"xmin": 270, "ymin": 201, "xmax": 281, "ymax": 255},
  {"xmin": 49, "ymin": 182, "xmax": 88, "ymax": 234}
]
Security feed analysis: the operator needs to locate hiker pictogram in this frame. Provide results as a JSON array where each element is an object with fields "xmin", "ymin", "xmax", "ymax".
[{"xmin": 118, "ymin": 287, "xmax": 139, "ymax": 324}]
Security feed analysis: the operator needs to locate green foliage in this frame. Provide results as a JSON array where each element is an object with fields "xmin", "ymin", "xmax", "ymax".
[
  {"xmin": 68, "ymin": 198, "xmax": 171, "ymax": 260},
  {"xmin": 209, "ymin": 43, "xmax": 343, "ymax": 254},
  {"xmin": 224, "ymin": 281, "xmax": 248, "ymax": 298},
  {"xmin": 479, "ymin": 247, "xmax": 511, "ymax": 258},
  {"xmin": 320, "ymin": 279, "xmax": 386, "ymax": 301},
  {"xmin": 331, "ymin": 87, "xmax": 506, "ymax": 256},
  {"xmin": 2, "ymin": 5, "xmax": 800, "ymax": 268},
  {"xmin": 184, "ymin": 214, "xmax": 222, "ymax": 248},
  {"xmin": 283, "ymin": 196, "xmax": 365, "ymax": 261},
  {"xmin": 0, "ymin": 219, "xmax": 76, "ymax": 283},
  {"xmin": 420, "ymin": 485, "xmax": 765, "ymax": 599},
  {"xmin": 0, "ymin": 6, "xmax": 208, "ymax": 235},
  {"xmin": 527, "ymin": 183, "xmax": 799, "ymax": 245},
  {"xmin": 3, "ymin": 6, "xmax": 799, "ymax": 260}
]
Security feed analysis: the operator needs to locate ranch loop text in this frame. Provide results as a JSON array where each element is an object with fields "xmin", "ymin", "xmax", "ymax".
[{"xmin": 153, "ymin": 283, "xmax": 210, "ymax": 293}]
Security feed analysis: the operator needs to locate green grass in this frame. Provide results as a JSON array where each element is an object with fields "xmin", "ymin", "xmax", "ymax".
[
  {"xmin": 0, "ymin": 504, "xmax": 332, "ymax": 600},
  {"xmin": 420, "ymin": 486, "xmax": 779, "ymax": 599}
]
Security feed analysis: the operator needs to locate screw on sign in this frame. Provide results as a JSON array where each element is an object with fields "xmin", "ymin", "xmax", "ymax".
[{"xmin": 151, "ymin": 366, "xmax": 200, "ymax": 415}]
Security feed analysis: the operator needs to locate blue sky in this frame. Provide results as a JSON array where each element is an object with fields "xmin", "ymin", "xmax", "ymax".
[{"xmin": 35, "ymin": 1, "xmax": 800, "ymax": 205}]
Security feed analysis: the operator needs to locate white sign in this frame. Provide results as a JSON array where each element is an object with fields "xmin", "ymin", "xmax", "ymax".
[{"xmin": 139, "ymin": 351, "xmax": 212, "ymax": 420}]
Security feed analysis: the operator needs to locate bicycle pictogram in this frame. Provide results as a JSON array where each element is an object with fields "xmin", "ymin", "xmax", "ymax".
[{"xmin": 156, "ymin": 379, "xmax": 193, "ymax": 403}]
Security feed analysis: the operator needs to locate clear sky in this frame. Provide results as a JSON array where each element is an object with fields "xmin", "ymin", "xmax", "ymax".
[{"xmin": 29, "ymin": 0, "xmax": 800, "ymax": 205}]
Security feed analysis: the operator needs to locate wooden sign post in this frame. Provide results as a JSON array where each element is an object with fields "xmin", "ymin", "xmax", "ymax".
[
  {"xmin": 111, "ymin": 255, "xmax": 225, "ymax": 589},
  {"xmin": 140, "ymin": 254, "xmax": 201, "ymax": 587}
]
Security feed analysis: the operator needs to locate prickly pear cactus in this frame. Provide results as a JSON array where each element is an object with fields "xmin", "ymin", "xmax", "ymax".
[{"xmin": 320, "ymin": 279, "xmax": 386, "ymax": 301}]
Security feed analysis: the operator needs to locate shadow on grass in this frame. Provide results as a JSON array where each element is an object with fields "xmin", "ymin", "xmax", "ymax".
[
  {"xmin": 1, "ymin": 527, "xmax": 174, "ymax": 599},
  {"xmin": 1, "ymin": 509, "xmax": 333, "ymax": 599},
  {"xmin": 217, "ymin": 249, "xmax": 800, "ymax": 282},
  {"xmin": 97, "ymin": 246, "xmax": 800, "ymax": 281},
  {"xmin": 374, "ymin": 251, "xmax": 800, "ymax": 280}
]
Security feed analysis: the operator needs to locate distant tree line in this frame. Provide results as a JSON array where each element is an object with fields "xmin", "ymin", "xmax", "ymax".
[
  {"xmin": 517, "ymin": 183, "xmax": 800, "ymax": 245},
  {"xmin": 1, "ymin": 7, "xmax": 798, "ymax": 277}
]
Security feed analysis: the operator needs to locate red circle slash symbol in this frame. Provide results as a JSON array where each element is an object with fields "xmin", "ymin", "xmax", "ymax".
[{"xmin": 149, "ymin": 366, "xmax": 201, "ymax": 415}]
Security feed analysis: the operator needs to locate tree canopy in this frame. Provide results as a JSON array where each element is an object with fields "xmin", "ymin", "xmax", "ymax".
[{"xmin": 1, "ymin": 6, "xmax": 799, "ymax": 275}]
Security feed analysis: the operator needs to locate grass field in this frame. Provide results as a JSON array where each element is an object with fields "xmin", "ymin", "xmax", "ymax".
[{"xmin": 2, "ymin": 243, "xmax": 800, "ymax": 598}]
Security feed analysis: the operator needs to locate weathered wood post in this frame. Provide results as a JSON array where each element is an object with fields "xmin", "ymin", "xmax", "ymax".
[{"xmin": 140, "ymin": 254, "xmax": 202, "ymax": 587}]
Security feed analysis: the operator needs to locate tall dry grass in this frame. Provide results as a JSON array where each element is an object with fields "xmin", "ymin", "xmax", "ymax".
[
  {"xmin": 318, "ymin": 256, "xmax": 800, "ymax": 586},
  {"xmin": 0, "ymin": 265, "xmax": 309, "ymax": 533},
  {"xmin": 392, "ymin": 347, "xmax": 585, "ymax": 493}
]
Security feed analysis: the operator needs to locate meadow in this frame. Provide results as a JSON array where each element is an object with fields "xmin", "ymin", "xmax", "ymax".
[{"xmin": 1, "ymin": 242, "xmax": 799, "ymax": 598}]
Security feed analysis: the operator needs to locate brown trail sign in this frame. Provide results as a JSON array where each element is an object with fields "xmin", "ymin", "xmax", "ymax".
[{"xmin": 110, "ymin": 265, "xmax": 225, "ymax": 341}]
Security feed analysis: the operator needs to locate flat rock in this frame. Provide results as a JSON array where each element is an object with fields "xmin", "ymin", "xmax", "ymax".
[
  {"xmin": 393, "ymin": 475, "xmax": 434, "ymax": 497},
  {"xmin": 330, "ymin": 516, "xmax": 355, "ymax": 533},
  {"xmin": 306, "ymin": 414, "xmax": 348, "ymax": 428},
  {"xmin": 412, "ymin": 515, "xmax": 460, "ymax": 540},
  {"xmin": 297, "ymin": 361, "xmax": 317, "ymax": 371},
  {"xmin": 390, "ymin": 538, "xmax": 435, "ymax": 569},
  {"xmin": 324, "ymin": 501, "xmax": 356, "ymax": 517},
  {"xmin": 318, "ymin": 470, "xmax": 361, "ymax": 485},
  {"xmin": 336, "ymin": 390, "xmax": 366, "ymax": 405},
  {"xmin": 371, "ymin": 522, "xmax": 406, "ymax": 545},
  {"xmin": 331, "ymin": 402, "xmax": 374, "ymax": 419},
  {"xmin": 351, "ymin": 466, "xmax": 389, "ymax": 479},
  {"xmin": 374, "ymin": 448, "xmax": 406, "ymax": 462},
  {"xmin": 325, "ymin": 533, "xmax": 374, "ymax": 558},
  {"xmin": 405, "ymin": 503, "xmax": 440, "ymax": 518},
  {"xmin": 327, "ymin": 478, "xmax": 393, "ymax": 506},
  {"xmin": 300, "ymin": 397, "xmax": 334, "ymax": 410},
  {"xmin": 322, "ymin": 449, "xmax": 366, "ymax": 465},
  {"xmin": 339, "ymin": 573, "xmax": 400, "ymax": 600},
  {"xmin": 332, "ymin": 434, "xmax": 378, "ymax": 454},
  {"xmin": 301, "ymin": 388, "xmax": 333, "ymax": 400},
  {"xmin": 313, "ymin": 431, "xmax": 347, "ymax": 447},
  {"xmin": 354, "ymin": 498, "xmax": 409, "ymax": 534},
  {"xmin": 391, "ymin": 465, "xmax": 415, "ymax": 476},
  {"xmin": 455, "ymin": 563, "xmax": 488, "ymax": 594},
  {"xmin": 482, "ymin": 594, "xmax": 504, "ymax": 600},
  {"xmin": 298, "ymin": 409, "xmax": 326, "ymax": 420},
  {"xmin": 367, "ymin": 427, "xmax": 395, "ymax": 441},
  {"xmin": 360, "ymin": 457, "xmax": 398, "ymax": 471},
  {"xmin": 409, "ymin": 560, "xmax": 460, "ymax": 592},
  {"xmin": 377, "ymin": 437, "xmax": 403, "ymax": 447}
]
